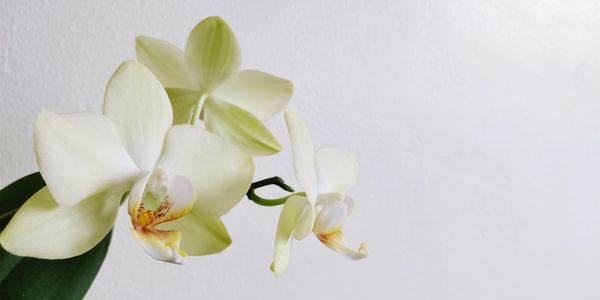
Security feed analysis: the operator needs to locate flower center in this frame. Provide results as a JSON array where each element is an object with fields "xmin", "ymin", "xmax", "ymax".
[{"xmin": 129, "ymin": 169, "xmax": 195, "ymax": 230}]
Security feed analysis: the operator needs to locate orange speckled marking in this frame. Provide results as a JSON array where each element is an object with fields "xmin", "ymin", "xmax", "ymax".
[
  {"xmin": 316, "ymin": 231, "xmax": 339, "ymax": 245},
  {"xmin": 137, "ymin": 209, "xmax": 156, "ymax": 227},
  {"xmin": 134, "ymin": 196, "xmax": 192, "ymax": 229}
]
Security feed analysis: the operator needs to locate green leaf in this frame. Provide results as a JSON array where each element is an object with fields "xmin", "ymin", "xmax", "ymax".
[
  {"xmin": 0, "ymin": 173, "xmax": 112, "ymax": 299},
  {"xmin": 0, "ymin": 173, "xmax": 45, "ymax": 229},
  {"xmin": 0, "ymin": 250, "xmax": 21, "ymax": 283},
  {"xmin": 0, "ymin": 173, "xmax": 44, "ymax": 285},
  {"xmin": 0, "ymin": 231, "xmax": 112, "ymax": 300}
]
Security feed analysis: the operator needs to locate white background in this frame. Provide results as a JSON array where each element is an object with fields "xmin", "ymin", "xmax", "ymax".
[{"xmin": 2, "ymin": 1, "xmax": 600, "ymax": 299}]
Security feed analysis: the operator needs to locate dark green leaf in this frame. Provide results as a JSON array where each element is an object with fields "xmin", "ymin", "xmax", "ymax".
[
  {"xmin": 0, "ymin": 173, "xmax": 112, "ymax": 299},
  {"xmin": 0, "ymin": 172, "xmax": 45, "ymax": 282},
  {"xmin": 0, "ymin": 231, "xmax": 112, "ymax": 300},
  {"xmin": 0, "ymin": 173, "xmax": 45, "ymax": 229},
  {"xmin": 0, "ymin": 250, "xmax": 21, "ymax": 282}
]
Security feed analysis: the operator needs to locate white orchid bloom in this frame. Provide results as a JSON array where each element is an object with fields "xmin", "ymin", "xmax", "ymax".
[
  {"xmin": 270, "ymin": 110, "xmax": 367, "ymax": 276},
  {"xmin": 0, "ymin": 61, "xmax": 254, "ymax": 263},
  {"xmin": 136, "ymin": 16, "xmax": 293, "ymax": 156}
]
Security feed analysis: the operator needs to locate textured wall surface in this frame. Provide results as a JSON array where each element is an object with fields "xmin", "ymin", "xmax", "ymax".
[{"xmin": 2, "ymin": 1, "xmax": 600, "ymax": 299}]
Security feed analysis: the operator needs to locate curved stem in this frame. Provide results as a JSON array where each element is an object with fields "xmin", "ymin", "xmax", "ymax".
[
  {"xmin": 190, "ymin": 94, "xmax": 208, "ymax": 125},
  {"xmin": 246, "ymin": 193, "xmax": 291, "ymax": 206},
  {"xmin": 246, "ymin": 177, "xmax": 300, "ymax": 206}
]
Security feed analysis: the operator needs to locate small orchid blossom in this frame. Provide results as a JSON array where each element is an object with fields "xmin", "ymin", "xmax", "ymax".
[
  {"xmin": 270, "ymin": 110, "xmax": 368, "ymax": 276},
  {"xmin": 136, "ymin": 16, "xmax": 293, "ymax": 156},
  {"xmin": 0, "ymin": 61, "xmax": 254, "ymax": 263}
]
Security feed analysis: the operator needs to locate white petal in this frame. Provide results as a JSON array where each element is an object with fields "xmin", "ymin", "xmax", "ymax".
[
  {"xmin": 315, "ymin": 192, "xmax": 345, "ymax": 206},
  {"xmin": 128, "ymin": 172, "xmax": 152, "ymax": 219},
  {"xmin": 213, "ymin": 70, "xmax": 293, "ymax": 121},
  {"xmin": 270, "ymin": 195, "xmax": 313, "ymax": 276},
  {"xmin": 284, "ymin": 109, "xmax": 317, "ymax": 205},
  {"xmin": 343, "ymin": 197, "xmax": 356, "ymax": 216},
  {"xmin": 315, "ymin": 147, "xmax": 359, "ymax": 197},
  {"xmin": 0, "ymin": 187, "xmax": 120, "ymax": 259},
  {"xmin": 185, "ymin": 16, "xmax": 240, "ymax": 92},
  {"xmin": 203, "ymin": 96, "xmax": 282, "ymax": 156},
  {"xmin": 103, "ymin": 60, "xmax": 173, "ymax": 171},
  {"xmin": 130, "ymin": 228, "xmax": 186, "ymax": 264},
  {"xmin": 158, "ymin": 210, "xmax": 232, "ymax": 256},
  {"xmin": 157, "ymin": 174, "xmax": 195, "ymax": 223},
  {"xmin": 157, "ymin": 125, "xmax": 254, "ymax": 217},
  {"xmin": 34, "ymin": 110, "xmax": 138, "ymax": 207},
  {"xmin": 135, "ymin": 36, "xmax": 196, "ymax": 89},
  {"xmin": 313, "ymin": 201, "xmax": 349, "ymax": 235}
]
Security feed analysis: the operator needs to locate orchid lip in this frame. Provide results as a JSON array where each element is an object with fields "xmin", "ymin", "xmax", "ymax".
[{"xmin": 128, "ymin": 169, "xmax": 195, "ymax": 264}]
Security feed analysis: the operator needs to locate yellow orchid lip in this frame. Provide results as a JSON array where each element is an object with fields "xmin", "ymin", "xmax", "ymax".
[
  {"xmin": 316, "ymin": 230, "xmax": 368, "ymax": 260},
  {"xmin": 313, "ymin": 198, "xmax": 368, "ymax": 260},
  {"xmin": 133, "ymin": 197, "xmax": 193, "ymax": 230},
  {"xmin": 128, "ymin": 170, "xmax": 195, "ymax": 264},
  {"xmin": 315, "ymin": 230, "xmax": 340, "ymax": 245},
  {"xmin": 130, "ymin": 228, "xmax": 188, "ymax": 264}
]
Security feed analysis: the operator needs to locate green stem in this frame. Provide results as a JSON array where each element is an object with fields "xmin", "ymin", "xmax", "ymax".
[
  {"xmin": 246, "ymin": 177, "xmax": 300, "ymax": 206},
  {"xmin": 190, "ymin": 94, "xmax": 208, "ymax": 125}
]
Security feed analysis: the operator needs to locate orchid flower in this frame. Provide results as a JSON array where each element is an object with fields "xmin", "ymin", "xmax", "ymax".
[
  {"xmin": 136, "ymin": 16, "xmax": 293, "ymax": 156},
  {"xmin": 270, "ymin": 110, "xmax": 368, "ymax": 276},
  {"xmin": 0, "ymin": 61, "xmax": 254, "ymax": 263}
]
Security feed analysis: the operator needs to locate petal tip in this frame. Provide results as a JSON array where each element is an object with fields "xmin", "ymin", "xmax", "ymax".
[
  {"xmin": 204, "ymin": 16, "xmax": 227, "ymax": 25},
  {"xmin": 135, "ymin": 36, "xmax": 161, "ymax": 52},
  {"xmin": 135, "ymin": 35, "xmax": 149, "ymax": 43},
  {"xmin": 358, "ymin": 242, "xmax": 369, "ymax": 257},
  {"xmin": 269, "ymin": 261, "xmax": 285, "ymax": 277},
  {"xmin": 115, "ymin": 59, "xmax": 146, "ymax": 74}
]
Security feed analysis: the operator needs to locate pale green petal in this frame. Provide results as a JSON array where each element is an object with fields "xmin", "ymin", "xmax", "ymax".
[
  {"xmin": 204, "ymin": 96, "xmax": 282, "ymax": 156},
  {"xmin": 213, "ymin": 70, "xmax": 293, "ymax": 121},
  {"xmin": 0, "ymin": 187, "xmax": 120, "ymax": 259},
  {"xmin": 34, "ymin": 110, "xmax": 138, "ymax": 207},
  {"xmin": 128, "ymin": 172, "xmax": 152, "ymax": 217},
  {"xmin": 315, "ymin": 147, "xmax": 359, "ymax": 197},
  {"xmin": 270, "ymin": 195, "xmax": 312, "ymax": 276},
  {"xmin": 103, "ymin": 60, "xmax": 173, "ymax": 171},
  {"xmin": 185, "ymin": 16, "xmax": 240, "ymax": 91},
  {"xmin": 158, "ymin": 210, "xmax": 231, "ymax": 256},
  {"xmin": 157, "ymin": 125, "xmax": 254, "ymax": 217},
  {"xmin": 135, "ymin": 36, "xmax": 196, "ymax": 89},
  {"xmin": 292, "ymin": 196, "xmax": 315, "ymax": 240},
  {"xmin": 165, "ymin": 87, "xmax": 202, "ymax": 125},
  {"xmin": 284, "ymin": 109, "xmax": 317, "ymax": 205}
]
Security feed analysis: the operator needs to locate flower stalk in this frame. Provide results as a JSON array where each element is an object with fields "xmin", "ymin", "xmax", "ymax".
[
  {"xmin": 246, "ymin": 177, "xmax": 298, "ymax": 206},
  {"xmin": 190, "ymin": 94, "xmax": 208, "ymax": 125}
]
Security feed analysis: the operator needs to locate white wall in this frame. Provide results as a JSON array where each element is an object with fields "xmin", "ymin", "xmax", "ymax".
[{"xmin": 2, "ymin": 1, "xmax": 600, "ymax": 299}]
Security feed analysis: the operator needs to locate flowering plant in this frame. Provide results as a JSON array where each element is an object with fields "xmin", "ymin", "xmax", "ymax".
[{"xmin": 0, "ymin": 16, "xmax": 367, "ymax": 298}]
